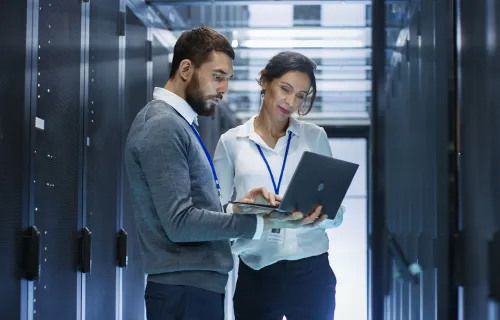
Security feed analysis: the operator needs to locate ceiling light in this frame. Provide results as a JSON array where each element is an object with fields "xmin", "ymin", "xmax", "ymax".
[
  {"xmin": 240, "ymin": 39, "xmax": 365, "ymax": 49},
  {"xmin": 229, "ymin": 80, "xmax": 371, "ymax": 92},
  {"xmin": 244, "ymin": 28, "xmax": 367, "ymax": 39},
  {"xmin": 237, "ymin": 48, "xmax": 371, "ymax": 59}
]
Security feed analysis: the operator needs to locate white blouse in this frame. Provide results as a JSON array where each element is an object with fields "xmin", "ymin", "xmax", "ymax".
[{"xmin": 213, "ymin": 115, "xmax": 344, "ymax": 270}]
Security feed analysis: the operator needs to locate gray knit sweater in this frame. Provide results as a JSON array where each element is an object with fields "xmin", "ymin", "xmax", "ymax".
[{"xmin": 124, "ymin": 100, "xmax": 258, "ymax": 293}]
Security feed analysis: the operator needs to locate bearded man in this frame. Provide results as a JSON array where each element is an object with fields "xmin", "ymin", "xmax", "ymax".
[{"xmin": 124, "ymin": 26, "xmax": 301, "ymax": 319}]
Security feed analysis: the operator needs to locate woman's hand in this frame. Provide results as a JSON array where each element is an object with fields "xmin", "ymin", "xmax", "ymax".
[
  {"xmin": 232, "ymin": 187, "xmax": 281, "ymax": 213},
  {"xmin": 263, "ymin": 205, "xmax": 328, "ymax": 230}
]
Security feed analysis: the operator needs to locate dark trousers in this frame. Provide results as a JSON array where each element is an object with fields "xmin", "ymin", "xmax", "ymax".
[
  {"xmin": 233, "ymin": 253, "xmax": 337, "ymax": 320},
  {"xmin": 145, "ymin": 281, "xmax": 224, "ymax": 320}
]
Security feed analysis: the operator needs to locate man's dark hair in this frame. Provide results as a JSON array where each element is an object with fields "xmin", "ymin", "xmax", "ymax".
[
  {"xmin": 169, "ymin": 26, "xmax": 235, "ymax": 78},
  {"xmin": 258, "ymin": 51, "xmax": 317, "ymax": 116}
]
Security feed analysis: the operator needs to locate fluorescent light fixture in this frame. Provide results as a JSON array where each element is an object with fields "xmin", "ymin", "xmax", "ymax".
[
  {"xmin": 395, "ymin": 27, "xmax": 410, "ymax": 48},
  {"xmin": 236, "ymin": 111, "xmax": 371, "ymax": 127},
  {"xmin": 243, "ymin": 28, "xmax": 367, "ymax": 39},
  {"xmin": 240, "ymin": 39, "xmax": 365, "ymax": 49},
  {"xmin": 321, "ymin": 3, "xmax": 367, "ymax": 27},
  {"xmin": 229, "ymin": 92, "xmax": 369, "ymax": 101},
  {"xmin": 152, "ymin": 27, "xmax": 178, "ymax": 48},
  {"xmin": 233, "ymin": 65, "xmax": 371, "ymax": 71},
  {"xmin": 229, "ymin": 80, "xmax": 371, "ymax": 92},
  {"xmin": 315, "ymin": 72, "xmax": 368, "ymax": 80},
  {"xmin": 229, "ymin": 93, "xmax": 370, "ymax": 102},
  {"xmin": 320, "ymin": 96, "xmax": 369, "ymax": 103},
  {"xmin": 236, "ymin": 69, "xmax": 369, "ymax": 80},
  {"xmin": 231, "ymin": 39, "xmax": 239, "ymax": 48},
  {"xmin": 248, "ymin": 4, "xmax": 294, "ymax": 27},
  {"xmin": 237, "ymin": 48, "xmax": 371, "ymax": 59}
]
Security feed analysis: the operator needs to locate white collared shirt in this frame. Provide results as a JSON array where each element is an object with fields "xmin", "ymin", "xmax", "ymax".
[
  {"xmin": 153, "ymin": 87, "xmax": 199, "ymax": 126},
  {"xmin": 213, "ymin": 115, "xmax": 344, "ymax": 270},
  {"xmin": 152, "ymin": 87, "xmax": 264, "ymax": 240}
]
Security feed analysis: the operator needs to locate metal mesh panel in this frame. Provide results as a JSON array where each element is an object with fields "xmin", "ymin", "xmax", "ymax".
[
  {"xmin": 198, "ymin": 112, "xmax": 221, "ymax": 156},
  {"xmin": 0, "ymin": 1, "xmax": 28, "ymax": 318},
  {"xmin": 152, "ymin": 36, "xmax": 170, "ymax": 89},
  {"xmin": 122, "ymin": 8, "xmax": 148, "ymax": 320},
  {"xmin": 85, "ymin": 0, "xmax": 121, "ymax": 318},
  {"xmin": 417, "ymin": 2, "xmax": 438, "ymax": 318},
  {"xmin": 382, "ymin": 0, "xmax": 453, "ymax": 319},
  {"xmin": 458, "ymin": 0, "xmax": 500, "ymax": 318},
  {"xmin": 33, "ymin": 0, "xmax": 82, "ymax": 318}
]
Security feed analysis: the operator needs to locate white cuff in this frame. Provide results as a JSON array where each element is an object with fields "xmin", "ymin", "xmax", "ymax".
[
  {"xmin": 318, "ymin": 205, "xmax": 345, "ymax": 229},
  {"xmin": 225, "ymin": 203, "xmax": 234, "ymax": 214},
  {"xmin": 252, "ymin": 215, "xmax": 264, "ymax": 240}
]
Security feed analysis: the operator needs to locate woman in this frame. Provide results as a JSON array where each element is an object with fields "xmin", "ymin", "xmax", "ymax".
[{"xmin": 213, "ymin": 51, "xmax": 345, "ymax": 320}]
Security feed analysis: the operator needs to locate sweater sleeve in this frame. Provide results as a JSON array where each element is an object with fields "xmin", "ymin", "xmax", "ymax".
[{"xmin": 136, "ymin": 114, "xmax": 258, "ymax": 242}]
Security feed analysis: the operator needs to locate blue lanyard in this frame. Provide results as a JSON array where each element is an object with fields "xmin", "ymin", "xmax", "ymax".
[
  {"xmin": 184, "ymin": 120, "xmax": 221, "ymax": 199},
  {"xmin": 255, "ymin": 131, "xmax": 293, "ymax": 195}
]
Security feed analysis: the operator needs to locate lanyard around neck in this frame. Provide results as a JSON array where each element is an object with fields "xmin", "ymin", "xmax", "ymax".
[
  {"xmin": 255, "ymin": 131, "xmax": 293, "ymax": 195},
  {"xmin": 183, "ymin": 119, "xmax": 221, "ymax": 198}
]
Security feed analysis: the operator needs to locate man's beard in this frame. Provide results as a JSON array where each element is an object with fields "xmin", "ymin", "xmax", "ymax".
[{"xmin": 185, "ymin": 73, "xmax": 221, "ymax": 117}]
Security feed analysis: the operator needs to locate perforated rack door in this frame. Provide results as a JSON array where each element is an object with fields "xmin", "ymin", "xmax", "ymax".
[
  {"xmin": 84, "ymin": 0, "xmax": 121, "ymax": 318},
  {"xmin": 458, "ymin": 0, "xmax": 500, "ymax": 317},
  {"xmin": 0, "ymin": 0, "xmax": 29, "ymax": 318},
  {"xmin": 152, "ymin": 35, "xmax": 170, "ymax": 89},
  {"xmin": 33, "ymin": 0, "xmax": 83, "ymax": 318},
  {"xmin": 382, "ymin": 1, "xmax": 456, "ymax": 319},
  {"xmin": 121, "ymin": 7, "xmax": 148, "ymax": 319}
]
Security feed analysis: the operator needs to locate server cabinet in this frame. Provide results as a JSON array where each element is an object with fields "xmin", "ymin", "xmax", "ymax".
[
  {"xmin": 121, "ymin": 7, "xmax": 148, "ymax": 320},
  {"xmin": 32, "ymin": 0, "xmax": 84, "ymax": 318},
  {"xmin": 198, "ymin": 112, "xmax": 222, "ymax": 156},
  {"xmin": 84, "ymin": 0, "xmax": 121, "ymax": 318},
  {"xmin": 152, "ymin": 35, "xmax": 170, "ymax": 90},
  {"xmin": 457, "ymin": 0, "xmax": 500, "ymax": 318},
  {"xmin": 416, "ymin": 1, "xmax": 439, "ymax": 319},
  {"xmin": 0, "ymin": 0, "xmax": 29, "ymax": 319},
  {"xmin": 381, "ymin": 0, "xmax": 457, "ymax": 319}
]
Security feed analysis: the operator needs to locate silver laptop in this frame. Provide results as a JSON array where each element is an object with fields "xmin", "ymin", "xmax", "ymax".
[{"xmin": 230, "ymin": 151, "xmax": 359, "ymax": 219}]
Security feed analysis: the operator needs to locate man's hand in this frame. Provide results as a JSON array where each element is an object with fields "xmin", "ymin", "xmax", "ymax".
[
  {"xmin": 263, "ymin": 205, "xmax": 328, "ymax": 230},
  {"xmin": 231, "ymin": 187, "xmax": 281, "ymax": 213}
]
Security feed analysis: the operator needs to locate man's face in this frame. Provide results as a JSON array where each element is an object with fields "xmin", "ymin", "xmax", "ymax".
[{"xmin": 185, "ymin": 51, "xmax": 233, "ymax": 116}]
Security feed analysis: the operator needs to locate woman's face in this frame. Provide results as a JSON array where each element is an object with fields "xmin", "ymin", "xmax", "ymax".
[{"xmin": 261, "ymin": 71, "xmax": 312, "ymax": 121}]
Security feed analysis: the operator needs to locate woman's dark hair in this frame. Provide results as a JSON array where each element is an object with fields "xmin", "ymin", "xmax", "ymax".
[
  {"xmin": 169, "ymin": 26, "xmax": 235, "ymax": 78},
  {"xmin": 257, "ymin": 51, "xmax": 317, "ymax": 116}
]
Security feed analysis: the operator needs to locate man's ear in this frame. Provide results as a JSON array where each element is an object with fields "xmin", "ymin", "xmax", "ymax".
[{"xmin": 178, "ymin": 59, "xmax": 193, "ymax": 81}]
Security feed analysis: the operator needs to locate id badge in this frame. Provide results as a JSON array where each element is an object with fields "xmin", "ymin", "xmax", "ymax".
[{"xmin": 266, "ymin": 228, "xmax": 284, "ymax": 244}]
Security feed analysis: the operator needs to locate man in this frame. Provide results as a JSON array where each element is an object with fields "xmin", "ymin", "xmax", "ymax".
[{"xmin": 124, "ymin": 26, "xmax": 326, "ymax": 319}]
